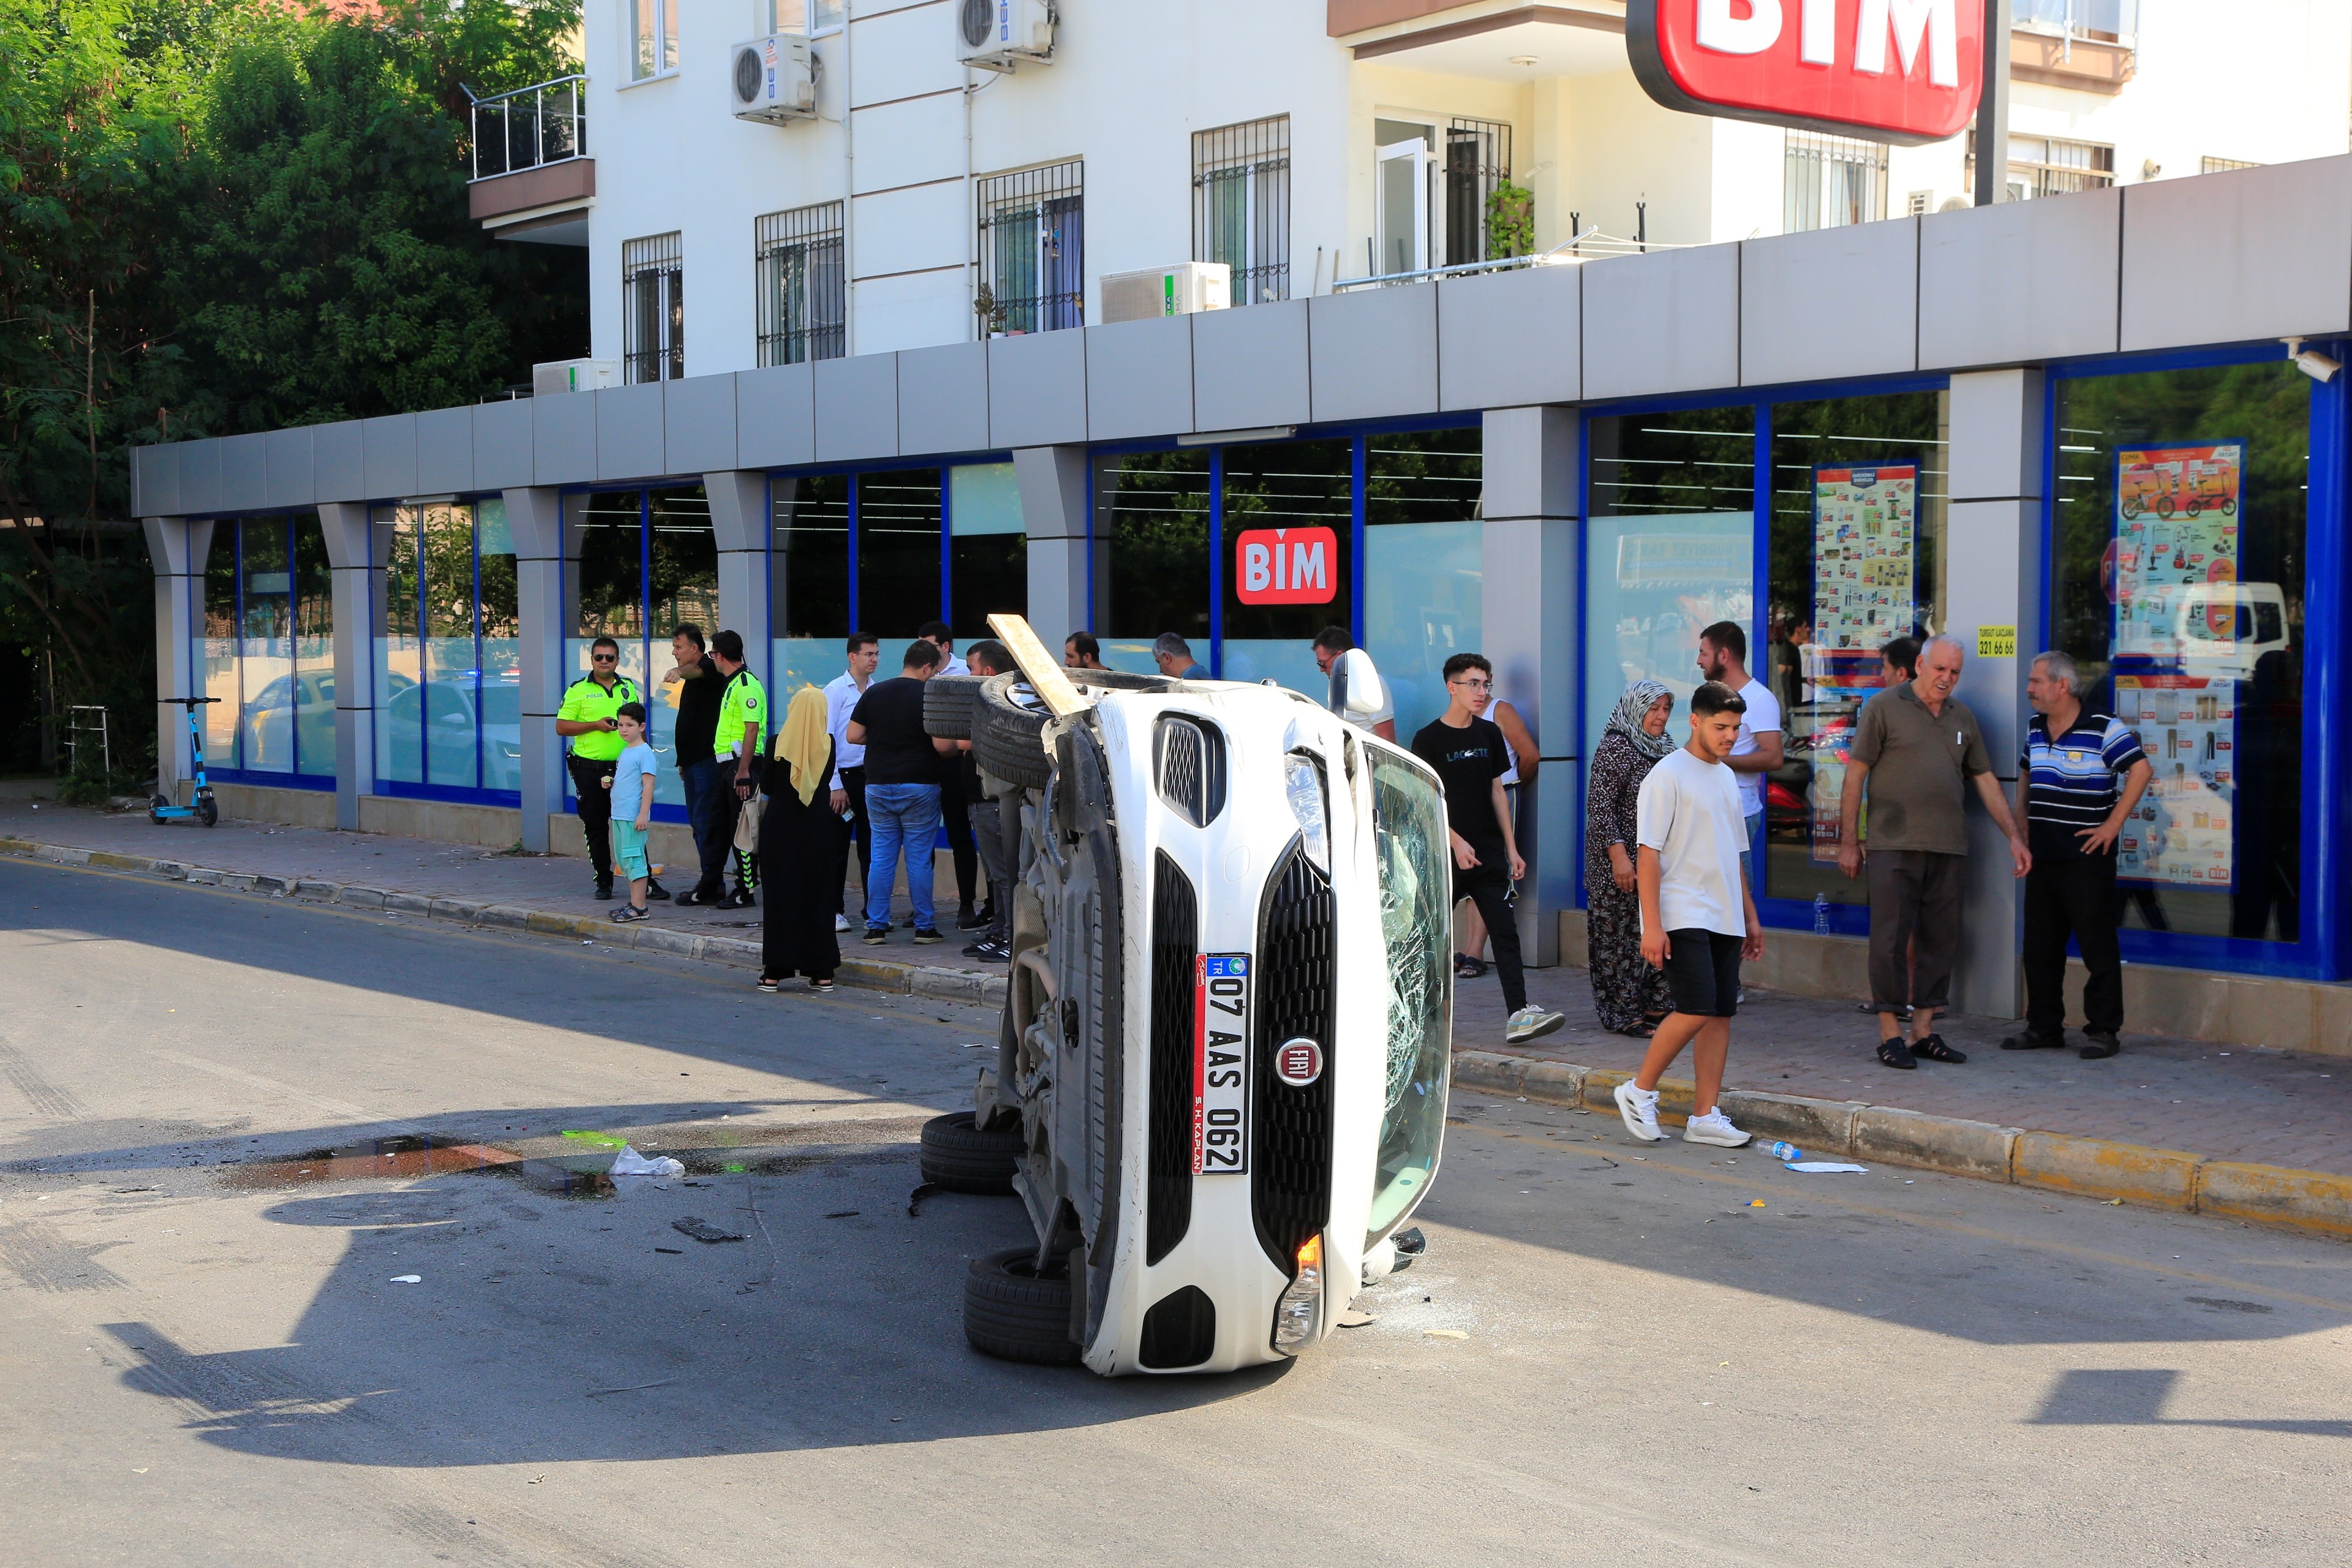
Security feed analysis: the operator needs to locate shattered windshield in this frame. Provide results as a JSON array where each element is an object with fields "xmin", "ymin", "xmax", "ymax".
[{"xmin": 1366, "ymin": 747, "xmax": 1452, "ymax": 1240}]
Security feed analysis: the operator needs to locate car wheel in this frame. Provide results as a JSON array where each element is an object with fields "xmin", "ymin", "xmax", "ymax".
[
  {"xmin": 971, "ymin": 669, "xmax": 1176, "ymax": 792},
  {"xmin": 919, "ymin": 1110, "xmax": 1022, "ymax": 1193},
  {"xmin": 963, "ymin": 1246, "xmax": 1080, "ymax": 1366},
  {"xmin": 922, "ymin": 674, "xmax": 983, "ymax": 742}
]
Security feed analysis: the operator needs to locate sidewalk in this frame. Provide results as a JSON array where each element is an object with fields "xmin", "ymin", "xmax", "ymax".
[{"xmin": 7, "ymin": 793, "xmax": 2352, "ymax": 1181}]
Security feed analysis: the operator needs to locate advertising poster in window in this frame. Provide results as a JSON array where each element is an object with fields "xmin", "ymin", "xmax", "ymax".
[
  {"xmin": 1806, "ymin": 464, "xmax": 1917, "ymax": 862},
  {"xmin": 2113, "ymin": 442, "xmax": 2242, "ymax": 663},
  {"xmin": 2113, "ymin": 676, "xmax": 2234, "ymax": 889}
]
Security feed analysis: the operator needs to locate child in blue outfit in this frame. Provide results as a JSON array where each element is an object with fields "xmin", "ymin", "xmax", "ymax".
[{"xmin": 608, "ymin": 703, "xmax": 657, "ymax": 922}]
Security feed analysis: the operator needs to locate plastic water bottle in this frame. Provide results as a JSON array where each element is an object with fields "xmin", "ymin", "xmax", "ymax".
[
  {"xmin": 1771, "ymin": 1141, "xmax": 1804, "ymax": 1164},
  {"xmin": 1812, "ymin": 892, "xmax": 1830, "ymax": 935}
]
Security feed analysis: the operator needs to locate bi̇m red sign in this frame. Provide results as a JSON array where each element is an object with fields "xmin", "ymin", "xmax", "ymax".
[
  {"xmin": 1234, "ymin": 527, "xmax": 1338, "ymax": 606},
  {"xmin": 1628, "ymin": 0, "xmax": 1985, "ymax": 146}
]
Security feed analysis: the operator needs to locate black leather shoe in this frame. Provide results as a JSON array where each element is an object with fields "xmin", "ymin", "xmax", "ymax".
[
  {"xmin": 716, "ymin": 889, "xmax": 757, "ymax": 911},
  {"xmin": 673, "ymin": 888, "xmax": 712, "ymax": 907},
  {"xmin": 644, "ymin": 880, "xmax": 673, "ymax": 902},
  {"xmin": 1999, "ymin": 1031, "xmax": 2067, "ymax": 1051},
  {"xmin": 959, "ymin": 903, "xmax": 992, "ymax": 930},
  {"xmin": 594, "ymin": 880, "xmax": 616, "ymax": 902}
]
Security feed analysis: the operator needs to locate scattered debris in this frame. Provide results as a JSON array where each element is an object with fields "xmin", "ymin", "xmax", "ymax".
[
  {"xmin": 671, "ymin": 1216, "xmax": 745, "ymax": 1244},
  {"xmin": 1336, "ymin": 1308, "xmax": 1375, "ymax": 1328},
  {"xmin": 654, "ymin": 1246, "xmax": 684, "ymax": 1254},
  {"xmin": 612, "ymin": 1147, "xmax": 685, "ymax": 1178},
  {"xmin": 824, "ymin": 1210, "xmax": 860, "ymax": 1219},
  {"xmin": 1786, "ymin": 1161, "xmax": 1869, "ymax": 1174},
  {"xmin": 586, "ymin": 1379, "xmax": 679, "ymax": 1398},
  {"xmin": 1425, "ymin": 1329, "xmax": 1468, "ymax": 1341},
  {"xmin": 1746, "ymin": 1199, "xmax": 1765, "ymax": 1209},
  {"xmin": 389, "ymin": 1274, "xmax": 421, "ymax": 1284},
  {"xmin": 907, "ymin": 1181, "xmax": 942, "ymax": 1218}
]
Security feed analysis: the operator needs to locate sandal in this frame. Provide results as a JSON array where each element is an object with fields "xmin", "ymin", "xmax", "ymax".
[
  {"xmin": 1877, "ymin": 1037, "xmax": 1918, "ymax": 1070},
  {"xmin": 1453, "ymin": 954, "xmax": 1488, "ymax": 980},
  {"xmin": 756, "ymin": 975, "xmax": 781, "ymax": 994},
  {"xmin": 808, "ymin": 978, "xmax": 836, "ymax": 992},
  {"xmin": 1910, "ymin": 1033, "xmax": 1968, "ymax": 1065},
  {"xmin": 1619, "ymin": 1022, "xmax": 1657, "ymax": 1039}
]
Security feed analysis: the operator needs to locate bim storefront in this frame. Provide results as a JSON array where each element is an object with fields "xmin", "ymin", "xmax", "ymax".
[{"xmin": 135, "ymin": 156, "xmax": 2352, "ymax": 1044}]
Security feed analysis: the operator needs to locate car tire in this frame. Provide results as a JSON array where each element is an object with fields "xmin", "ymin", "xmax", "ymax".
[
  {"xmin": 923, "ymin": 675, "xmax": 983, "ymax": 741},
  {"xmin": 963, "ymin": 1246, "xmax": 1080, "ymax": 1366},
  {"xmin": 919, "ymin": 1110, "xmax": 1022, "ymax": 1194},
  {"xmin": 971, "ymin": 669, "xmax": 1177, "ymax": 792}
]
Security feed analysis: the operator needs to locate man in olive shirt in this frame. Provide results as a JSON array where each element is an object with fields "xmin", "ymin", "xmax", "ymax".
[
  {"xmin": 554, "ymin": 635, "xmax": 639, "ymax": 900},
  {"xmin": 1838, "ymin": 636, "xmax": 2031, "ymax": 1070}
]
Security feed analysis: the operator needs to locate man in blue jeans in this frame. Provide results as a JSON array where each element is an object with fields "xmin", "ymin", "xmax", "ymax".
[{"xmin": 844, "ymin": 640, "xmax": 956, "ymax": 945}]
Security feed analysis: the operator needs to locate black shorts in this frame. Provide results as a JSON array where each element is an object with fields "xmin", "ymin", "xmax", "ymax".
[{"xmin": 1659, "ymin": 928, "xmax": 1743, "ymax": 1018}]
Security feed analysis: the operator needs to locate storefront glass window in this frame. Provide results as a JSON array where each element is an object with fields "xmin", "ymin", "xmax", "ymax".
[
  {"xmin": 857, "ymin": 469, "xmax": 941, "ymax": 646},
  {"xmin": 1097, "ymin": 449, "xmax": 1211, "ymax": 675},
  {"xmin": 1220, "ymin": 438, "xmax": 1352, "ymax": 691},
  {"xmin": 374, "ymin": 500, "xmax": 524, "ymax": 797},
  {"xmin": 1764, "ymin": 390, "xmax": 1950, "ymax": 906},
  {"xmin": 771, "ymin": 472, "xmax": 850, "ymax": 696},
  {"xmin": 1585, "ymin": 410, "xmax": 1755, "ymax": 767},
  {"xmin": 949, "ymin": 462, "xmax": 1026, "ymax": 641},
  {"xmin": 1363, "ymin": 428, "xmax": 1481, "ymax": 739},
  {"xmin": 2051, "ymin": 361, "xmax": 2309, "ymax": 944},
  {"xmin": 565, "ymin": 486, "xmax": 711, "ymax": 810},
  {"xmin": 195, "ymin": 515, "xmax": 331, "ymax": 780}
]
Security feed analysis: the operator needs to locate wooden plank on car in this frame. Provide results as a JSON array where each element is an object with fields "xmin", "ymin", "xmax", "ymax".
[{"xmin": 987, "ymin": 613, "xmax": 1088, "ymax": 718}]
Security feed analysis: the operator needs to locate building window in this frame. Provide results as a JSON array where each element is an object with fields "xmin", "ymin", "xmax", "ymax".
[
  {"xmin": 628, "ymin": 0, "xmax": 677, "ymax": 81},
  {"xmin": 1966, "ymin": 132, "xmax": 2116, "ymax": 200},
  {"xmin": 1784, "ymin": 131, "xmax": 1889, "ymax": 232},
  {"xmin": 755, "ymin": 203, "xmax": 845, "ymax": 366},
  {"xmin": 2202, "ymin": 156, "xmax": 2261, "ymax": 174},
  {"xmin": 949, "ymin": 462, "xmax": 1027, "ymax": 642},
  {"xmin": 768, "ymin": 473, "xmax": 850, "ymax": 698},
  {"xmin": 372, "ymin": 500, "xmax": 519, "ymax": 797},
  {"xmin": 622, "ymin": 232, "xmax": 684, "ymax": 383},
  {"xmin": 199, "ymin": 514, "xmax": 333, "ymax": 781},
  {"xmin": 1095, "ymin": 450, "xmax": 1212, "ymax": 675},
  {"xmin": 1444, "ymin": 117, "xmax": 1513, "ymax": 267},
  {"xmin": 2051, "ymin": 361, "xmax": 2310, "ymax": 947},
  {"xmin": 1194, "ymin": 116, "xmax": 1291, "ymax": 307},
  {"xmin": 562, "ymin": 486, "xmax": 715, "ymax": 810},
  {"xmin": 1218, "ymin": 439, "xmax": 1354, "ymax": 693},
  {"xmin": 766, "ymin": 0, "xmax": 843, "ymax": 34},
  {"xmin": 976, "ymin": 160, "xmax": 1084, "ymax": 334},
  {"xmin": 1363, "ymin": 429, "xmax": 1482, "ymax": 739}
]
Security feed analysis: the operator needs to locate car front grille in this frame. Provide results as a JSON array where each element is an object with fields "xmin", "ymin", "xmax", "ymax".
[
  {"xmin": 1250, "ymin": 838, "xmax": 1335, "ymax": 1276},
  {"xmin": 1147, "ymin": 851, "xmax": 1197, "ymax": 1266}
]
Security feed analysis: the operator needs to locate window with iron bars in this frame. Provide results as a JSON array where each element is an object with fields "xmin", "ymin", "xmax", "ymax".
[
  {"xmin": 1967, "ymin": 132, "xmax": 2116, "ymax": 199},
  {"xmin": 622, "ymin": 233, "xmax": 684, "ymax": 383},
  {"xmin": 1444, "ymin": 118, "xmax": 1512, "ymax": 266},
  {"xmin": 975, "ymin": 161, "xmax": 1084, "ymax": 335},
  {"xmin": 2202, "ymin": 156, "xmax": 2261, "ymax": 174},
  {"xmin": 755, "ymin": 203, "xmax": 845, "ymax": 366},
  {"xmin": 1784, "ymin": 130, "xmax": 1888, "ymax": 232},
  {"xmin": 1193, "ymin": 116, "xmax": 1290, "ymax": 306}
]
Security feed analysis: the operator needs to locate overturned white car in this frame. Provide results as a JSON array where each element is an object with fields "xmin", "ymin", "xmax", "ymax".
[{"xmin": 919, "ymin": 633, "xmax": 1453, "ymax": 1375}]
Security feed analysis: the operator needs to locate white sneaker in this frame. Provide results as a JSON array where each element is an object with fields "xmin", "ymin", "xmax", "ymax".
[
  {"xmin": 834, "ymin": 913, "xmax": 851, "ymax": 932},
  {"xmin": 1505, "ymin": 1005, "xmax": 1566, "ymax": 1044},
  {"xmin": 1612, "ymin": 1080, "xmax": 1665, "ymax": 1142},
  {"xmin": 1683, "ymin": 1109, "xmax": 1753, "ymax": 1148}
]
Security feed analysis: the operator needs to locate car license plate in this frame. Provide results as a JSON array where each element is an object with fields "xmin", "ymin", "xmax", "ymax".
[{"xmin": 1193, "ymin": 954, "xmax": 1250, "ymax": 1175}]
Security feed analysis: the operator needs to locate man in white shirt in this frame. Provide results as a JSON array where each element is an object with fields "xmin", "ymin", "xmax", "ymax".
[
  {"xmin": 919, "ymin": 620, "xmax": 970, "ymax": 678},
  {"xmin": 1614, "ymin": 680, "xmax": 1765, "ymax": 1150},
  {"xmin": 1698, "ymin": 619, "xmax": 1782, "ymax": 875},
  {"xmin": 1311, "ymin": 627, "xmax": 1396, "ymax": 741},
  {"xmin": 823, "ymin": 633, "xmax": 880, "ymax": 931}
]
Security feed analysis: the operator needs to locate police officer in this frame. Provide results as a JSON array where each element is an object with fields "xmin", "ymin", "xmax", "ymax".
[
  {"xmin": 680, "ymin": 628, "xmax": 767, "ymax": 910},
  {"xmin": 556, "ymin": 635, "xmax": 638, "ymax": 901}
]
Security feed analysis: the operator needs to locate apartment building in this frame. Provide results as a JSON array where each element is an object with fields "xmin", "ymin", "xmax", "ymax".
[{"xmin": 467, "ymin": 0, "xmax": 2351, "ymax": 371}]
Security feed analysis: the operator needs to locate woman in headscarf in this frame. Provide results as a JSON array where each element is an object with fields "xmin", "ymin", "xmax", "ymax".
[
  {"xmin": 758, "ymin": 685, "xmax": 849, "ymax": 993},
  {"xmin": 1585, "ymin": 680, "xmax": 1677, "ymax": 1036}
]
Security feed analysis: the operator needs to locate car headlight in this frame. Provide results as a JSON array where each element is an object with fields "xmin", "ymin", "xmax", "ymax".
[
  {"xmin": 1284, "ymin": 753, "xmax": 1329, "ymax": 872},
  {"xmin": 1270, "ymin": 1234, "xmax": 1324, "ymax": 1355}
]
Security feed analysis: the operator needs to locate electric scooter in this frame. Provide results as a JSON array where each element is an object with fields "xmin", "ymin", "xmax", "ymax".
[{"xmin": 150, "ymin": 696, "xmax": 221, "ymax": 828}]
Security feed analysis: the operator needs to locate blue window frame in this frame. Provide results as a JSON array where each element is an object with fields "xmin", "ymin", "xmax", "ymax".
[
  {"xmin": 2043, "ymin": 342, "xmax": 2350, "ymax": 982},
  {"xmin": 196, "ymin": 513, "xmax": 334, "ymax": 790},
  {"xmin": 371, "ymin": 498, "xmax": 522, "ymax": 805}
]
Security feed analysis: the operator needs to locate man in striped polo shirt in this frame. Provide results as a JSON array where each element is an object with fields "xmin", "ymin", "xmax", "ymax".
[{"xmin": 2003, "ymin": 650, "xmax": 2153, "ymax": 1060}]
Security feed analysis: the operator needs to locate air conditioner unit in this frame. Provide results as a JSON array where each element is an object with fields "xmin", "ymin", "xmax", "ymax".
[
  {"xmin": 1098, "ymin": 262, "xmax": 1229, "ymax": 325},
  {"xmin": 957, "ymin": 0, "xmax": 1054, "ymax": 72},
  {"xmin": 532, "ymin": 358, "xmax": 621, "ymax": 396},
  {"xmin": 730, "ymin": 34, "xmax": 817, "ymax": 124}
]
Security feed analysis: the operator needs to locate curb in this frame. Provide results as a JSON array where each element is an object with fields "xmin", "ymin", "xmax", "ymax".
[
  {"xmin": 0, "ymin": 834, "xmax": 1009, "ymax": 1010},
  {"xmin": 1452, "ymin": 1048, "xmax": 2352, "ymax": 1242}
]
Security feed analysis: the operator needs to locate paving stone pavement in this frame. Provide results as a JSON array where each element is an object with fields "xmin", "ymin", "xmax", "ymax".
[{"xmin": 9, "ymin": 792, "xmax": 2352, "ymax": 1177}]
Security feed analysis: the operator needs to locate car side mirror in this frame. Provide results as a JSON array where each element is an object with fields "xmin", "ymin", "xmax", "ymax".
[{"xmin": 1330, "ymin": 648, "xmax": 1386, "ymax": 718}]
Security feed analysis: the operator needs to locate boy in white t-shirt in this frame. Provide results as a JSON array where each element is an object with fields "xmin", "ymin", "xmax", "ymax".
[{"xmin": 1614, "ymin": 681, "xmax": 1765, "ymax": 1148}]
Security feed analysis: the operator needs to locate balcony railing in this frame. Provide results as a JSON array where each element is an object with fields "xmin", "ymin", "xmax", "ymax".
[
  {"xmin": 469, "ymin": 75, "xmax": 587, "ymax": 183},
  {"xmin": 2013, "ymin": 0, "xmax": 2138, "ymax": 43}
]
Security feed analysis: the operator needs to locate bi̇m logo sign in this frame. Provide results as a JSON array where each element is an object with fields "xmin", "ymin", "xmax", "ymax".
[
  {"xmin": 1234, "ymin": 526, "xmax": 1338, "ymax": 606},
  {"xmin": 1629, "ymin": 0, "xmax": 1986, "ymax": 145}
]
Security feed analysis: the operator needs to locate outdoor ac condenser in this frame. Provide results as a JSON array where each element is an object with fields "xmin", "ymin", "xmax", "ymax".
[
  {"xmin": 957, "ymin": 0, "xmax": 1054, "ymax": 71},
  {"xmin": 1098, "ymin": 262, "xmax": 1231, "ymax": 325},
  {"xmin": 730, "ymin": 34, "xmax": 817, "ymax": 124},
  {"xmin": 532, "ymin": 359, "xmax": 620, "ymax": 396}
]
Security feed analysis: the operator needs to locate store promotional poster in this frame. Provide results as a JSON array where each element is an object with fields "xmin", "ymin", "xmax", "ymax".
[{"xmin": 1806, "ymin": 463, "xmax": 1918, "ymax": 862}]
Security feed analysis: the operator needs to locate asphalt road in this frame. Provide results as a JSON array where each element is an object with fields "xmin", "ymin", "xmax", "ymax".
[{"xmin": 3, "ymin": 857, "xmax": 2349, "ymax": 1567}]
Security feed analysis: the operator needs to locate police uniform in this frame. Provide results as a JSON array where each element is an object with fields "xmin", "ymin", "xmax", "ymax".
[
  {"xmin": 693, "ymin": 666, "xmax": 768, "ymax": 902},
  {"xmin": 559, "ymin": 671, "xmax": 638, "ymax": 892}
]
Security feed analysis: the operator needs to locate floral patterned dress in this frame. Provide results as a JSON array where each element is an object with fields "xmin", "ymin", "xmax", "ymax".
[{"xmin": 1584, "ymin": 730, "xmax": 1673, "ymax": 1032}]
